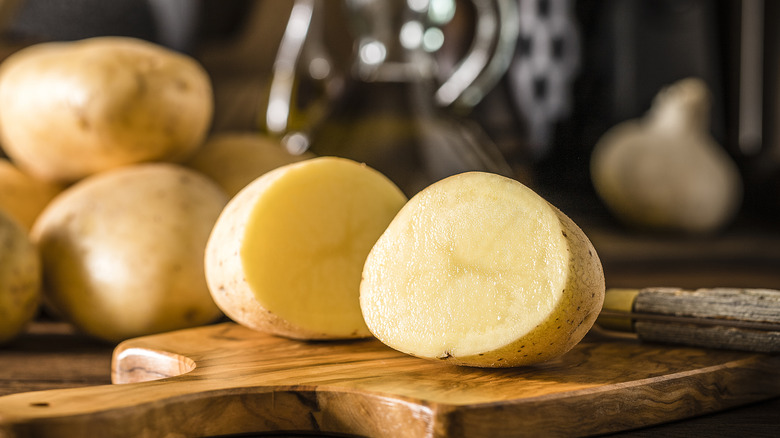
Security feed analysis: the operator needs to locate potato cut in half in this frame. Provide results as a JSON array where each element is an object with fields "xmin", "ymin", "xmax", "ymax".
[
  {"xmin": 205, "ymin": 157, "xmax": 407, "ymax": 339},
  {"xmin": 360, "ymin": 172, "xmax": 605, "ymax": 367}
]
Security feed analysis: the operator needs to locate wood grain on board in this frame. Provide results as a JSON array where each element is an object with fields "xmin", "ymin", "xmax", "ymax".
[{"xmin": 1, "ymin": 322, "xmax": 778, "ymax": 437}]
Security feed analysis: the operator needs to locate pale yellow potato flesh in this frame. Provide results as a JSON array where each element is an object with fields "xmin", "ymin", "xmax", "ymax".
[
  {"xmin": 31, "ymin": 163, "xmax": 227, "ymax": 342},
  {"xmin": 360, "ymin": 172, "xmax": 605, "ymax": 367},
  {"xmin": 184, "ymin": 131, "xmax": 313, "ymax": 197},
  {"xmin": 206, "ymin": 157, "xmax": 407, "ymax": 339},
  {"xmin": 0, "ymin": 158, "xmax": 62, "ymax": 231},
  {"xmin": 0, "ymin": 209, "xmax": 41, "ymax": 344},
  {"xmin": 0, "ymin": 36, "xmax": 213, "ymax": 183}
]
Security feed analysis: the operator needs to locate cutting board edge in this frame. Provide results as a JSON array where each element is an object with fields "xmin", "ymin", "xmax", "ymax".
[
  {"xmin": 105, "ymin": 323, "xmax": 780, "ymax": 438},
  {"xmin": 428, "ymin": 352, "xmax": 780, "ymax": 437},
  {"xmin": 3, "ymin": 322, "xmax": 780, "ymax": 438}
]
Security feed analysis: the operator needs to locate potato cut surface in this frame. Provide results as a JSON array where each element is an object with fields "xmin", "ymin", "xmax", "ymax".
[
  {"xmin": 360, "ymin": 172, "xmax": 605, "ymax": 367},
  {"xmin": 206, "ymin": 157, "xmax": 406, "ymax": 339}
]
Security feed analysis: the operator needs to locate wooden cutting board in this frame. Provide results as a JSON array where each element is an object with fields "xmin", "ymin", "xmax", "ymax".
[{"xmin": 1, "ymin": 322, "xmax": 779, "ymax": 438}]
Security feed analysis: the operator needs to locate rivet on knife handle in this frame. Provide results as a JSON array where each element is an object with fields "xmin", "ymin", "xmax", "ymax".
[{"xmin": 596, "ymin": 287, "xmax": 780, "ymax": 353}]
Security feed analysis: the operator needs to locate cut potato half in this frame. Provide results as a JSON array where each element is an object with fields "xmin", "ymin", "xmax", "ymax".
[
  {"xmin": 205, "ymin": 157, "xmax": 407, "ymax": 339},
  {"xmin": 360, "ymin": 172, "xmax": 605, "ymax": 367}
]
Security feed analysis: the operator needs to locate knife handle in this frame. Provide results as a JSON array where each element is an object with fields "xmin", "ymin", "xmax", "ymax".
[{"xmin": 598, "ymin": 287, "xmax": 780, "ymax": 353}]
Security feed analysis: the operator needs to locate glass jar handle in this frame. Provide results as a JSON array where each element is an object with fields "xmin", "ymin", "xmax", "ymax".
[{"xmin": 434, "ymin": 0, "xmax": 519, "ymax": 111}]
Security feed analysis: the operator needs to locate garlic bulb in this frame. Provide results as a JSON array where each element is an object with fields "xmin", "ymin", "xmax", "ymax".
[{"xmin": 590, "ymin": 78, "xmax": 742, "ymax": 234}]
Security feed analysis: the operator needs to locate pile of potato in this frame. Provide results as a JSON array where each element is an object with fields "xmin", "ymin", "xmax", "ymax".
[
  {"xmin": 0, "ymin": 36, "xmax": 305, "ymax": 344},
  {"xmin": 0, "ymin": 36, "xmax": 606, "ymax": 369}
]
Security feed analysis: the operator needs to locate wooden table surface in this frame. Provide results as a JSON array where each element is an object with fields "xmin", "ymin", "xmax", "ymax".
[{"xmin": 2, "ymin": 221, "xmax": 779, "ymax": 437}]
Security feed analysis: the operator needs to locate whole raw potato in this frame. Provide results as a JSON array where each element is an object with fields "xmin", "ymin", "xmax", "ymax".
[
  {"xmin": 31, "ymin": 163, "xmax": 228, "ymax": 342},
  {"xmin": 0, "ymin": 36, "xmax": 213, "ymax": 182},
  {"xmin": 0, "ymin": 208, "xmax": 41, "ymax": 344},
  {"xmin": 185, "ymin": 131, "xmax": 313, "ymax": 197}
]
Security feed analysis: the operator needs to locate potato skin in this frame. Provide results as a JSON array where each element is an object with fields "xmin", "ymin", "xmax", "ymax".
[
  {"xmin": 185, "ymin": 131, "xmax": 313, "ymax": 197},
  {"xmin": 450, "ymin": 205, "xmax": 605, "ymax": 367},
  {"xmin": 31, "ymin": 163, "xmax": 227, "ymax": 342},
  {"xmin": 0, "ymin": 158, "xmax": 62, "ymax": 231},
  {"xmin": 0, "ymin": 209, "xmax": 41, "ymax": 344},
  {"xmin": 0, "ymin": 36, "xmax": 213, "ymax": 182}
]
